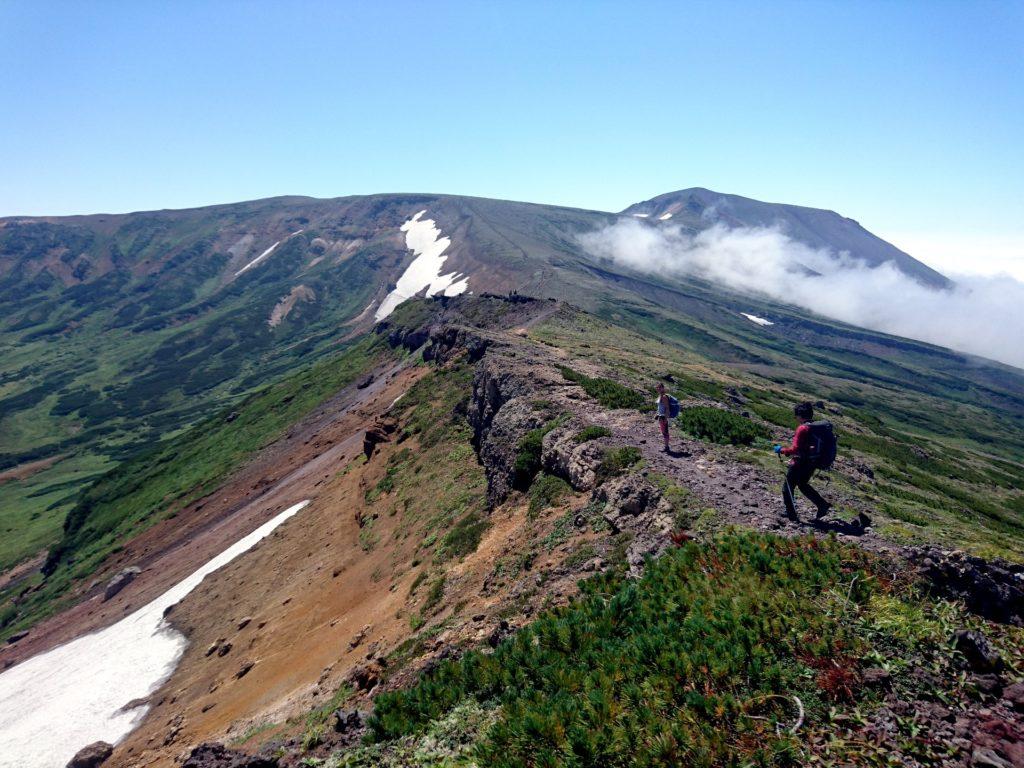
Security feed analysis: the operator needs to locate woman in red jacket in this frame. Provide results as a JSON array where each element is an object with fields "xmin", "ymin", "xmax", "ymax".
[{"xmin": 774, "ymin": 401, "xmax": 831, "ymax": 521}]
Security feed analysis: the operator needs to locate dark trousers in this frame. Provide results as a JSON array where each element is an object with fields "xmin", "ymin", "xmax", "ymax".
[{"xmin": 783, "ymin": 463, "xmax": 827, "ymax": 518}]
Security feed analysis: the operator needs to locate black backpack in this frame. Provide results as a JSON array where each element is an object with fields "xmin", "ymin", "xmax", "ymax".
[{"xmin": 805, "ymin": 420, "xmax": 837, "ymax": 470}]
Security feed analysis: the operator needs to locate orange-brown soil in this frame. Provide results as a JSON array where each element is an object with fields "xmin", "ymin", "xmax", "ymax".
[{"xmin": 0, "ymin": 454, "xmax": 65, "ymax": 485}]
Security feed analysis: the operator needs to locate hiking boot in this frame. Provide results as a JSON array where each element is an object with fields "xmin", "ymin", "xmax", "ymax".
[{"xmin": 814, "ymin": 503, "xmax": 832, "ymax": 521}]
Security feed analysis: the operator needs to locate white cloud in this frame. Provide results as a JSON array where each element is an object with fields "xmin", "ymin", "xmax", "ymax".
[
  {"xmin": 883, "ymin": 231, "xmax": 1024, "ymax": 281},
  {"xmin": 579, "ymin": 220, "xmax": 1024, "ymax": 370}
]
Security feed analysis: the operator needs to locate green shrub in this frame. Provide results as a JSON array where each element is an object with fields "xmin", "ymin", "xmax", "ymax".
[
  {"xmin": 435, "ymin": 512, "xmax": 489, "ymax": 562},
  {"xmin": 512, "ymin": 416, "xmax": 566, "ymax": 489},
  {"xmin": 596, "ymin": 446, "xmax": 642, "ymax": 482},
  {"xmin": 423, "ymin": 576, "xmax": 446, "ymax": 614},
  {"xmin": 574, "ymin": 425, "xmax": 611, "ymax": 443},
  {"xmin": 528, "ymin": 473, "xmax": 571, "ymax": 518},
  {"xmin": 676, "ymin": 406, "xmax": 767, "ymax": 445},
  {"xmin": 368, "ymin": 532, "xmax": 875, "ymax": 766},
  {"xmin": 559, "ymin": 366, "xmax": 651, "ymax": 412}
]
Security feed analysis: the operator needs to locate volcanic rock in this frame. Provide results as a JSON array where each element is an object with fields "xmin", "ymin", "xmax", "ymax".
[
  {"xmin": 65, "ymin": 741, "xmax": 113, "ymax": 768},
  {"xmin": 103, "ymin": 566, "xmax": 140, "ymax": 601}
]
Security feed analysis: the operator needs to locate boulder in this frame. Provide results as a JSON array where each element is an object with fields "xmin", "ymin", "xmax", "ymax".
[
  {"xmin": 593, "ymin": 475, "xmax": 674, "ymax": 577},
  {"xmin": 345, "ymin": 661, "xmax": 382, "ymax": 692},
  {"xmin": 954, "ymin": 630, "xmax": 1003, "ymax": 673},
  {"xmin": 6, "ymin": 630, "xmax": 28, "ymax": 644},
  {"xmin": 861, "ymin": 667, "xmax": 891, "ymax": 689},
  {"xmin": 180, "ymin": 742, "xmax": 278, "ymax": 768},
  {"xmin": 1002, "ymin": 681, "xmax": 1024, "ymax": 711},
  {"xmin": 333, "ymin": 708, "xmax": 365, "ymax": 733},
  {"xmin": 65, "ymin": 741, "xmax": 113, "ymax": 768},
  {"xmin": 362, "ymin": 417, "xmax": 398, "ymax": 460},
  {"xmin": 541, "ymin": 425, "xmax": 605, "ymax": 491},
  {"xmin": 103, "ymin": 567, "xmax": 141, "ymax": 601}
]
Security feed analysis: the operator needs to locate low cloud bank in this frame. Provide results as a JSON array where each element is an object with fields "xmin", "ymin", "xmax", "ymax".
[{"xmin": 578, "ymin": 220, "xmax": 1024, "ymax": 370}]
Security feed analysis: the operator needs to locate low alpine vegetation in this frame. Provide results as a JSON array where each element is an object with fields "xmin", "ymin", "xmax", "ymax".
[
  {"xmin": 595, "ymin": 445, "xmax": 642, "ymax": 482},
  {"xmin": 512, "ymin": 416, "xmax": 566, "ymax": 489},
  {"xmin": 367, "ymin": 532, "xmax": 875, "ymax": 766},
  {"xmin": 574, "ymin": 425, "xmax": 611, "ymax": 443},
  {"xmin": 676, "ymin": 405, "xmax": 767, "ymax": 445},
  {"xmin": 558, "ymin": 366, "xmax": 650, "ymax": 412},
  {"xmin": 528, "ymin": 473, "xmax": 572, "ymax": 518}
]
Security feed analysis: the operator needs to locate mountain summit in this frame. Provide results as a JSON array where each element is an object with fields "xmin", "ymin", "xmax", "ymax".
[{"xmin": 622, "ymin": 187, "xmax": 951, "ymax": 288}]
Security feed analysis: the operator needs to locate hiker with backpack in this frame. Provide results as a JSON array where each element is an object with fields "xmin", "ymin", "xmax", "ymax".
[
  {"xmin": 655, "ymin": 382, "xmax": 680, "ymax": 452},
  {"xmin": 773, "ymin": 401, "xmax": 834, "ymax": 522}
]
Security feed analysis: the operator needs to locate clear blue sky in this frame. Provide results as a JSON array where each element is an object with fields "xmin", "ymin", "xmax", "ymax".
[{"xmin": 2, "ymin": 1, "xmax": 1022, "ymax": 275}]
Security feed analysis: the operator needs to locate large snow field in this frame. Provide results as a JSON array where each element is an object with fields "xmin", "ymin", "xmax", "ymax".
[
  {"xmin": 0, "ymin": 500, "xmax": 310, "ymax": 768},
  {"xmin": 374, "ymin": 210, "xmax": 469, "ymax": 321}
]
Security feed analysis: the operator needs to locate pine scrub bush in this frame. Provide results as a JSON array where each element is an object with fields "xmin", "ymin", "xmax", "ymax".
[{"xmin": 368, "ymin": 531, "xmax": 875, "ymax": 767}]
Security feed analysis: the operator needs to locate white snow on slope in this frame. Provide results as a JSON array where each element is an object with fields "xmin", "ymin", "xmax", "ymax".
[
  {"xmin": 741, "ymin": 312, "xmax": 774, "ymax": 327},
  {"xmin": 632, "ymin": 213, "xmax": 649, "ymax": 218},
  {"xmin": 374, "ymin": 210, "xmax": 469, "ymax": 321},
  {"xmin": 659, "ymin": 212, "xmax": 673, "ymax": 221},
  {"xmin": 235, "ymin": 241, "xmax": 280, "ymax": 276},
  {"xmin": 0, "ymin": 500, "xmax": 310, "ymax": 768}
]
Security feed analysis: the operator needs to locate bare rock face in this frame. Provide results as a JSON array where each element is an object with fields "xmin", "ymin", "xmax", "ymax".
[
  {"xmin": 466, "ymin": 358, "xmax": 548, "ymax": 506},
  {"xmin": 66, "ymin": 742, "xmax": 113, "ymax": 768},
  {"xmin": 541, "ymin": 425, "xmax": 605, "ymax": 491},
  {"xmin": 594, "ymin": 475, "xmax": 674, "ymax": 576},
  {"xmin": 103, "ymin": 566, "xmax": 141, "ymax": 601}
]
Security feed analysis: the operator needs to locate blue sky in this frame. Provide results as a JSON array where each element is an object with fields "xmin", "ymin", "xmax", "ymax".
[{"xmin": 2, "ymin": 1, "xmax": 1022, "ymax": 276}]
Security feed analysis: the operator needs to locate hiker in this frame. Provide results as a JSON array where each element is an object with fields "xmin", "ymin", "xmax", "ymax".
[
  {"xmin": 655, "ymin": 382, "xmax": 679, "ymax": 452},
  {"xmin": 774, "ymin": 402, "xmax": 833, "ymax": 521}
]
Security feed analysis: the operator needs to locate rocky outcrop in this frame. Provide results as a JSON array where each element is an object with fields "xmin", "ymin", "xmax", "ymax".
[
  {"xmin": 465, "ymin": 358, "xmax": 548, "ymax": 506},
  {"xmin": 180, "ymin": 743, "xmax": 278, "ymax": 768},
  {"xmin": 66, "ymin": 741, "xmax": 113, "ymax": 768},
  {"xmin": 362, "ymin": 417, "xmax": 398, "ymax": 460},
  {"xmin": 911, "ymin": 547, "xmax": 1024, "ymax": 625},
  {"xmin": 593, "ymin": 475, "xmax": 674, "ymax": 576},
  {"xmin": 541, "ymin": 425, "xmax": 605, "ymax": 491},
  {"xmin": 103, "ymin": 566, "xmax": 140, "ymax": 601}
]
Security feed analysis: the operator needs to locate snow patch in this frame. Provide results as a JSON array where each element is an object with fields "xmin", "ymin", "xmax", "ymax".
[
  {"xmin": 632, "ymin": 213, "xmax": 650, "ymax": 218},
  {"xmin": 741, "ymin": 312, "xmax": 774, "ymax": 327},
  {"xmin": 658, "ymin": 212, "xmax": 673, "ymax": 221},
  {"xmin": 374, "ymin": 211, "xmax": 469, "ymax": 321},
  {"xmin": 235, "ymin": 241, "xmax": 280, "ymax": 276},
  {"xmin": 0, "ymin": 500, "xmax": 310, "ymax": 768}
]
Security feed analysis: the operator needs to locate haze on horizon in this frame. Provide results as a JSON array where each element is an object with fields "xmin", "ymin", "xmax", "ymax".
[{"xmin": 1, "ymin": 0, "xmax": 1022, "ymax": 279}]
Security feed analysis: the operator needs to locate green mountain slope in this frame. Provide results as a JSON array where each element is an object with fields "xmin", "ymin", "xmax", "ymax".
[{"xmin": 1, "ymin": 191, "xmax": 1022, "ymax": 577}]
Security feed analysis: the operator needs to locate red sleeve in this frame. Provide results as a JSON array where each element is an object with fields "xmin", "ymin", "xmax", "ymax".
[{"xmin": 781, "ymin": 424, "xmax": 809, "ymax": 456}]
